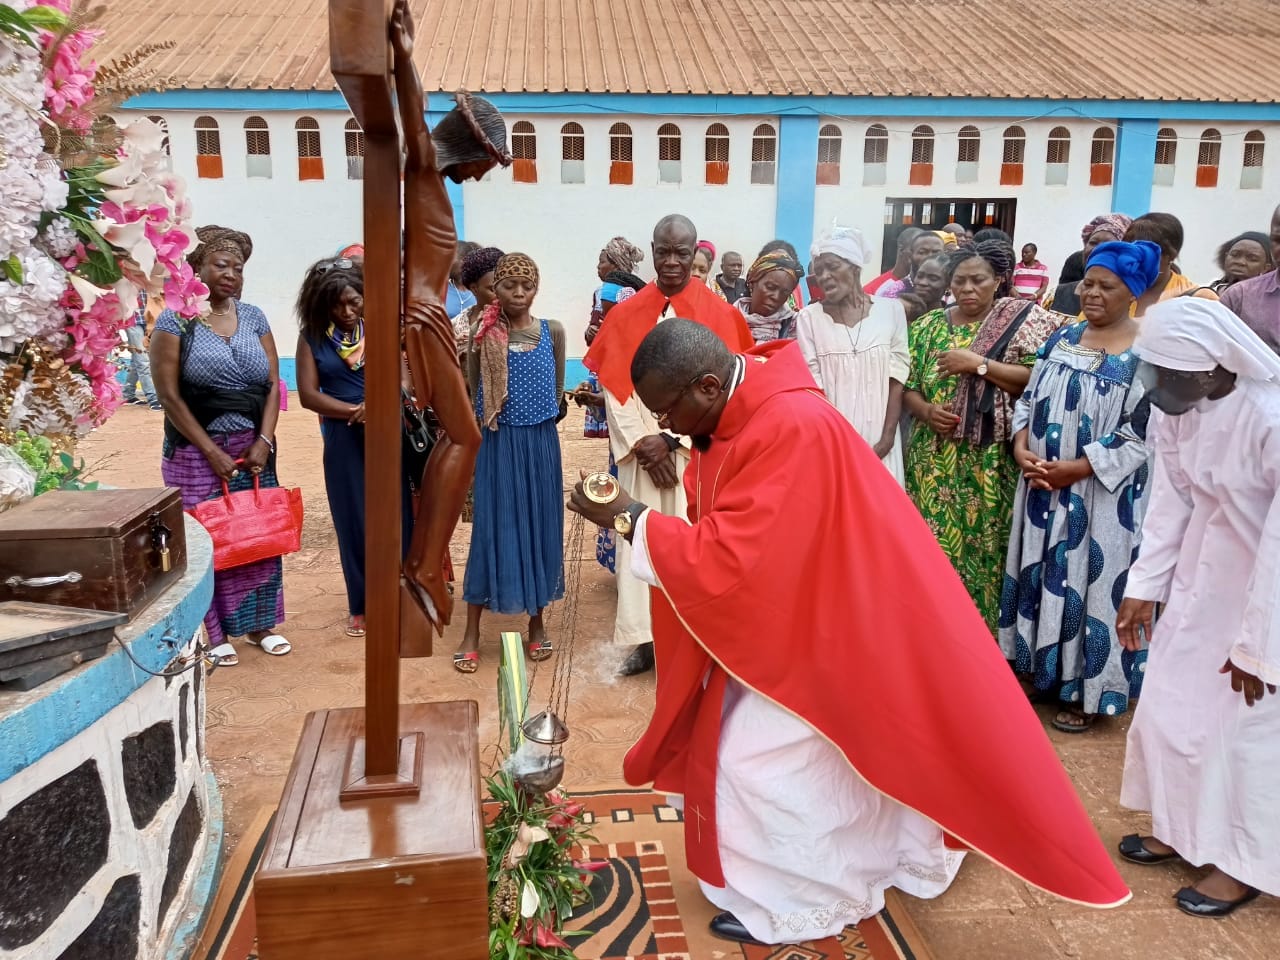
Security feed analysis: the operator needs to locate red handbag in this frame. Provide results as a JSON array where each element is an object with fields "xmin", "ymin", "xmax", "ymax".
[{"xmin": 191, "ymin": 467, "xmax": 304, "ymax": 571}]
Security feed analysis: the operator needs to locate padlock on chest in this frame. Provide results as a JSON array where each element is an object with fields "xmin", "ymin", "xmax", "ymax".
[{"xmin": 149, "ymin": 512, "xmax": 173, "ymax": 573}]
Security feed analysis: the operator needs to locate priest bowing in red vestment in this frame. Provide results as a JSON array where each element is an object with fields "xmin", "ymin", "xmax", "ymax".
[{"xmin": 568, "ymin": 318, "xmax": 1130, "ymax": 947}]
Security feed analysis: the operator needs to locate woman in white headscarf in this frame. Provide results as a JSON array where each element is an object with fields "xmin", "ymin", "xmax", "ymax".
[
  {"xmin": 1115, "ymin": 297, "xmax": 1280, "ymax": 917},
  {"xmin": 795, "ymin": 226, "xmax": 910, "ymax": 485}
]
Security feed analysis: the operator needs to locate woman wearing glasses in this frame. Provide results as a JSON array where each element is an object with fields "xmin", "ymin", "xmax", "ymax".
[{"xmin": 295, "ymin": 257, "xmax": 415, "ymax": 638}]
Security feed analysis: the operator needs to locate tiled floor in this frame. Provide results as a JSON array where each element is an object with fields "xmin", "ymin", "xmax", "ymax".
[{"xmin": 80, "ymin": 402, "xmax": 1280, "ymax": 960}]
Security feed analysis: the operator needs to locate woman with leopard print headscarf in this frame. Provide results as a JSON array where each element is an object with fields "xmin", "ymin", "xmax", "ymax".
[{"xmin": 455, "ymin": 253, "xmax": 567, "ymax": 673}]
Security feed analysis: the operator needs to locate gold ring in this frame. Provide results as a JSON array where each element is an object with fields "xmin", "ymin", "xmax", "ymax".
[{"xmin": 582, "ymin": 472, "xmax": 620, "ymax": 505}]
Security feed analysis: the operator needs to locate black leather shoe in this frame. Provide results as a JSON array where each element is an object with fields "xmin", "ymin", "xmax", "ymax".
[
  {"xmin": 617, "ymin": 642, "xmax": 654, "ymax": 676},
  {"xmin": 1175, "ymin": 885, "xmax": 1260, "ymax": 918},
  {"xmin": 709, "ymin": 912, "xmax": 765, "ymax": 945},
  {"xmin": 1118, "ymin": 833, "xmax": 1180, "ymax": 865}
]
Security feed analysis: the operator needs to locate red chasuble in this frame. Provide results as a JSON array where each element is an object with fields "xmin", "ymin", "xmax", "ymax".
[
  {"xmin": 584, "ymin": 281, "xmax": 753, "ymax": 403},
  {"xmin": 624, "ymin": 340, "xmax": 1130, "ymax": 909}
]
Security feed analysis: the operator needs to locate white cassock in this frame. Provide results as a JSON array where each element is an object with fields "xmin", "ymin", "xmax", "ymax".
[
  {"xmin": 1121, "ymin": 380, "xmax": 1280, "ymax": 895},
  {"xmin": 628, "ymin": 511, "xmax": 964, "ymax": 942},
  {"xmin": 603, "ymin": 388, "xmax": 689, "ymax": 647}
]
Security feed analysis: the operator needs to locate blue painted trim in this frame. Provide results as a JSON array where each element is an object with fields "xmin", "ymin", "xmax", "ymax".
[
  {"xmin": 165, "ymin": 771, "xmax": 225, "ymax": 960},
  {"xmin": 776, "ymin": 116, "xmax": 819, "ymax": 258},
  {"xmin": 0, "ymin": 520, "xmax": 214, "ymax": 782},
  {"xmin": 1112, "ymin": 118, "xmax": 1158, "ymax": 216},
  {"xmin": 124, "ymin": 89, "xmax": 1280, "ymax": 122}
]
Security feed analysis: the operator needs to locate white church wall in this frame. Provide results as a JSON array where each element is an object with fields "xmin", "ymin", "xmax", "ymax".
[
  {"xmin": 462, "ymin": 114, "xmax": 780, "ymax": 351},
  {"xmin": 120, "ymin": 107, "xmax": 1280, "ymax": 375}
]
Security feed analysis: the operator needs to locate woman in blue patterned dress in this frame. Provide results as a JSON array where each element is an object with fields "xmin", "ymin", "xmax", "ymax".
[
  {"xmin": 151, "ymin": 226, "xmax": 288, "ymax": 665},
  {"xmin": 998, "ymin": 241, "xmax": 1163, "ymax": 732},
  {"xmin": 455, "ymin": 253, "xmax": 566, "ymax": 672}
]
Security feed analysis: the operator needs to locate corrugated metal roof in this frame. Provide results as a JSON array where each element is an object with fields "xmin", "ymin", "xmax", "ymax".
[{"xmin": 96, "ymin": 0, "xmax": 1280, "ymax": 101}]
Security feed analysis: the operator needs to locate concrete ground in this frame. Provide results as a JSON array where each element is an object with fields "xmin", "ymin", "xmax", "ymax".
[{"xmin": 80, "ymin": 400, "xmax": 1278, "ymax": 960}]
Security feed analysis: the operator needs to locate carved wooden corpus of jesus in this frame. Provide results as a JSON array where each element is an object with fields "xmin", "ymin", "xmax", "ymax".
[{"xmin": 391, "ymin": 0, "xmax": 510, "ymax": 632}]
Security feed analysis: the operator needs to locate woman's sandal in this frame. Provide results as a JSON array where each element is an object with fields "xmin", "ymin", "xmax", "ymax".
[
  {"xmin": 527, "ymin": 637, "xmax": 554, "ymax": 662},
  {"xmin": 1051, "ymin": 709, "xmax": 1096, "ymax": 734},
  {"xmin": 1117, "ymin": 834, "xmax": 1180, "ymax": 866},
  {"xmin": 209, "ymin": 642, "xmax": 239, "ymax": 666},
  {"xmin": 453, "ymin": 650, "xmax": 479, "ymax": 674},
  {"xmin": 345, "ymin": 616, "xmax": 366, "ymax": 638},
  {"xmin": 248, "ymin": 634, "xmax": 291, "ymax": 656}
]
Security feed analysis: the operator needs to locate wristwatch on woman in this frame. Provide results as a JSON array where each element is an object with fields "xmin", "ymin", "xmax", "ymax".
[
  {"xmin": 975, "ymin": 360, "xmax": 990, "ymax": 378},
  {"xmin": 613, "ymin": 502, "xmax": 647, "ymax": 541}
]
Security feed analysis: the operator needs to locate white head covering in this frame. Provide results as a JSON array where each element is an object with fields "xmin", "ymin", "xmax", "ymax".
[
  {"xmin": 810, "ymin": 224, "xmax": 873, "ymax": 270},
  {"xmin": 1135, "ymin": 297, "xmax": 1280, "ymax": 381}
]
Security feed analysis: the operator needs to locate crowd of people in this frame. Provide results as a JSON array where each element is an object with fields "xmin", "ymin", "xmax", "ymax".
[{"xmin": 148, "ymin": 197, "xmax": 1280, "ymax": 942}]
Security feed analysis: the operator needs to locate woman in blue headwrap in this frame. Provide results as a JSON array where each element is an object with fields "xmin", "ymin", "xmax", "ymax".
[{"xmin": 999, "ymin": 240, "xmax": 1163, "ymax": 733}]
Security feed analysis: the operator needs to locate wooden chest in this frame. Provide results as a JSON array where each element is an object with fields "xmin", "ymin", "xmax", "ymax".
[{"xmin": 0, "ymin": 488, "xmax": 187, "ymax": 620}]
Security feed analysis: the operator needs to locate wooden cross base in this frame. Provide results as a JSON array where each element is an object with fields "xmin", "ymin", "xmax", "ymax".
[{"xmin": 255, "ymin": 701, "xmax": 488, "ymax": 960}]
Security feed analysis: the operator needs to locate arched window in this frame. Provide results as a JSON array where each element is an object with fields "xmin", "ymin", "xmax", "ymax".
[
  {"xmin": 1090, "ymin": 127, "xmax": 1115, "ymax": 186},
  {"xmin": 344, "ymin": 118, "xmax": 364, "ymax": 180},
  {"xmin": 194, "ymin": 115, "xmax": 222, "ymax": 179},
  {"xmin": 705, "ymin": 122, "xmax": 730, "ymax": 185},
  {"xmin": 817, "ymin": 124, "xmax": 841, "ymax": 186},
  {"xmin": 295, "ymin": 116, "xmax": 323, "ymax": 180},
  {"xmin": 657, "ymin": 123, "xmax": 681, "ymax": 184},
  {"xmin": 609, "ymin": 122, "xmax": 634, "ymax": 185},
  {"xmin": 511, "ymin": 120, "xmax": 537, "ymax": 183},
  {"xmin": 244, "ymin": 116, "xmax": 272, "ymax": 179},
  {"xmin": 1153, "ymin": 127, "xmax": 1177, "ymax": 186},
  {"xmin": 956, "ymin": 125, "xmax": 980, "ymax": 183},
  {"xmin": 910, "ymin": 124, "xmax": 934, "ymax": 186},
  {"xmin": 1000, "ymin": 125, "xmax": 1025, "ymax": 185},
  {"xmin": 750, "ymin": 123, "xmax": 777, "ymax": 185},
  {"xmin": 1045, "ymin": 126, "xmax": 1070, "ymax": 185},
  {"xmin": 1242, "ymin": 130, "xmax": 1265, "ymax": 189},
  {"xmin": 863, "ymin": 123, "xmax": 887, "ymax": 185},
  {"xmin": 1196, "ymin": 128, "xmax": 1221, "ymax": 188},
  {"xmin": 560, "ymin": 122, "xmax": 584, "ymax": 184}
]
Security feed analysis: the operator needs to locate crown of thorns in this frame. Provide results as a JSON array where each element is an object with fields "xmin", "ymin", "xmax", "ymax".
[{"xmin": 454, "ymin": 90, "xmax": 513, "ymax": 167}]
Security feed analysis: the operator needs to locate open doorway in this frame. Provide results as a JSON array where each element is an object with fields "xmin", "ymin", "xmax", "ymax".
[{"xmin": 879, "ymin": 198, "xmax": 1018, "ymax": 271}]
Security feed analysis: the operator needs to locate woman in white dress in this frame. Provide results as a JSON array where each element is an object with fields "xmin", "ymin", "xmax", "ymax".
[{"xmin": 796, "ymin": 226, "xmax": 909, "ymax": 485}]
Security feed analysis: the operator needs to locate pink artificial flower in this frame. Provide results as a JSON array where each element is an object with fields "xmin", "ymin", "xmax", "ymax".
[
  {"xmin": 36, "ymin": 0, "xmax": 72, "ymax": 13},
  {"xmin": 61, "ymin": 242, "xmax": 86, "ymax": 270},
  {"xmin": 147, "ymin": 223, "xmax": 190, "ymax": 271},
  {"xmin": 163, "ymin": 263, "xmax": 209, "ymax": 318}
]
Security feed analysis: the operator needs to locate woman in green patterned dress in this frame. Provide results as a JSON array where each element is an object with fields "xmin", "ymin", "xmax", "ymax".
[{"xmin": 904, "ymin": 241, "xmax": 1060, "ymax": 632}]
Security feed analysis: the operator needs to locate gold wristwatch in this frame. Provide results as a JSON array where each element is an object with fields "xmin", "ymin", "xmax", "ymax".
[{"xmin": 613, "ymin": 503, "xmax": 645, "ymax": 538}]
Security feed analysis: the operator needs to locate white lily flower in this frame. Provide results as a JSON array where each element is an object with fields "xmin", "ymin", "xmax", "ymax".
[
  {"xmin": 519, "ymin": 879, "xmax": 540, "ymax": 919},
  {"xmin": 95, "ymin": 153, "xmax": 144, "ymax": 188},
  {"xmin": 67, "ymin": 272, "xmax": 110, "ymax": 308},
  {"xmin": 121, "ymin": 117, "xmax": 167, "ymax": 158}
]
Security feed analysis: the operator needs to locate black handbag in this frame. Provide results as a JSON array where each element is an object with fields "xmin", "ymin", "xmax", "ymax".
[{"xmin": 402, "ymin": 390, "xmax": 437, "ymax": 487}]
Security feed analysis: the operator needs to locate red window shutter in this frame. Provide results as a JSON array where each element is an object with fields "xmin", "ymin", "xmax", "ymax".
[
  {"xmin": 298, "ymin": 157, "xmax": 325, "ymax": 181},
  {"xmin": 1089, "ymin": 163, "xmax": 1112, "ymax": 187},
  {"xmin": 705, "ymin": 161, "xmax": 729, "ymax": 185},
  {"xmin": 908, "ymin": 162, "xmax": 933, "ymax": 186},
  {"xmin": 999, "ymin": 162, "xmax": 1024, "ymax": 186},
  {"xmin": 512, "ymin": 158, "xmax": 537, "ymax": 183},
  {"xmin": 816, "ymin": 162, "xmax": 840, "ymax": 186},
  {"xmin": 609, "ymin": 161, "xmax": 633, "ymax": 185},
  {"xmin": 1195, "ymin": 165, "xmax": 1219, "ymax": 188},
  {"xmin": 196, "ymin": 155, "xmax": 223, "ymax": 179}
]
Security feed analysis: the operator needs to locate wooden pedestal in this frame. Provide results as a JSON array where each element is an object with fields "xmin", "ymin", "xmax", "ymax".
[{"xmin": 255, "ymin": 701, "xmax": 488, "ymax": 960}]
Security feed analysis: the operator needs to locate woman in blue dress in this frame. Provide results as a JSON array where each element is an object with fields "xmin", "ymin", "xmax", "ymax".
[
  {"xmin": 295, "ymin": 258, "xmax": 414, "ymax": 638},
  {"xmin": 455, "ymin": 253, "xmax": 566, "ymax": 672},
  {"xmin": 999, "ymin": 241, "xmax": 1163, "ymax": 732}
]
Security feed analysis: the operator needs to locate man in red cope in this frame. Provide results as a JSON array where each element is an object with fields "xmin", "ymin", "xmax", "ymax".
[
  {"xmin": 569, "ymin": 319, "xmax": 1129, "ymax": 946},
  {"xmin": 584, "ymin": 214, "xmax": 751, "ymax": 676}
]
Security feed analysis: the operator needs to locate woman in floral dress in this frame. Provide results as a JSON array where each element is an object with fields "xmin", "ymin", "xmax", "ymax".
[
  {"xmin": 999, "ymin": 241, "xmax": 1161, "ymax": 732},
  {"xmin": 904, "ymin": 241, "xmax": 1059, "ymax": 631}
]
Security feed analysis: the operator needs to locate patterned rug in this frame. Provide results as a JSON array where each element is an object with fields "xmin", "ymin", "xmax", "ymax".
[{"xmin": 197, "ymin": 791, "xmax": 933, "ymax": 960}]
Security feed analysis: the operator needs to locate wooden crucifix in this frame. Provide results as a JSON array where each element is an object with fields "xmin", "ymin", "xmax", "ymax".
[
  {"xmin": 327, "ymin": 0, "xmax": 505, "ymax": 796},
  {"xmin": 255, "ymin": 4, "xmax": 509, "ymax": 956}
]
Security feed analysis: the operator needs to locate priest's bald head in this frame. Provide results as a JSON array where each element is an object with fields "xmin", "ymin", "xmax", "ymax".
[{"xmin": 632, "ymin": 318, "xmax": 735, "ymax": 450}]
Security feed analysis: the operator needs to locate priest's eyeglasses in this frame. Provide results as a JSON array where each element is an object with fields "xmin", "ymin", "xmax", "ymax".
[{"xmin": 648, "ymin": 372, "xmax": 707, "ymax": 423}]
